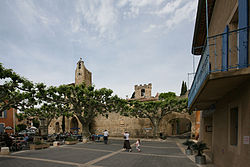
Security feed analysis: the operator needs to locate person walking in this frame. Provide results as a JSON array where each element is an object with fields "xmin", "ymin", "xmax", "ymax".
[
  {"xmin": 136, "ymin": 139, "xmax": 141, "ymax": 152},
  {"xmin": 103, "ymin": 130, "xmax": 109, "ymax": 144},
  {"xmin": 123, "ymin": 131, "xmax": 132, "ymax": 152}
]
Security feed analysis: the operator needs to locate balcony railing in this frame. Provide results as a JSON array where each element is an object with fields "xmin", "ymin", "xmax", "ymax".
[{"xmin": 188, "ymin": 27, "xmax": 249, "ymax": 108}]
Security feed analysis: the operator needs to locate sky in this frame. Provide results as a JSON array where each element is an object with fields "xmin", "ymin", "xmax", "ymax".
[{"xmin": 0, "ymin": 0, "xmax": 200, "ymax": 98}]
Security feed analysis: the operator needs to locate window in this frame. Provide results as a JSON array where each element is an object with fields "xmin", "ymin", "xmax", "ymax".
[
  {"xmin": 230, "ymin": 107, "xmax": 238, "ymax": 146},
  {"xmin": 141, "ymin": 89, "xmax": 145, "ymax": 97},
  {"xmin": 0, "ymin": 111, "xmax": 6, "ymax": 118},
  {"xmin": 78, "ymin": 62, "xmax": 81, "ymax": 69}
]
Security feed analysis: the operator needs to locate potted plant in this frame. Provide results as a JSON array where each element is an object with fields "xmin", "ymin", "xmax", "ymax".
[
  {"xmin": 191, "ymin": 141, "xmax": 208, "ymax": 164},
  {"xmin": 30, "ymin": 141, "xmax": 50, "ymax": 150},
  {"xmin": 65, "ymin": 136, "xmax": 78, "ymax": 145},
  {"xmin": 182, "ymin": 139, "xmax": 195, "ymax": 155}
]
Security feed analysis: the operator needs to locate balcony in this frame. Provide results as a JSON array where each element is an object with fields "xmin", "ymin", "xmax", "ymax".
[{"xmin": 188, "ymin": 27, "xmax": 250, "ymax": 110}]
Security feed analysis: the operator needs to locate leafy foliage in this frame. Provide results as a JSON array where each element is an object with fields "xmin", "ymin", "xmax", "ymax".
[
  {"xmin": 128, "ymin": 92, "xmax": 188, "ymax": 138},
  {"xmin": 183, "ymin": 139, "xmax": 195, "ymax": 149},
  {"xmin": 191, "ymin": 141, "xmax": 208, "ymax": 156},
  {"xmin": 180, "ymin": 81, "xmax": 187, "ymax": 96},
  {"xmin": 0, "ymin": 63, "xmax": 36, "ymax": 112}
]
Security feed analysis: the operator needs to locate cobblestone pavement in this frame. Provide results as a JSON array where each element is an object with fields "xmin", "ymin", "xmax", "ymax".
[{"xmin": 0, "ymin": 139, "xmax": 199, "ymax": 167}]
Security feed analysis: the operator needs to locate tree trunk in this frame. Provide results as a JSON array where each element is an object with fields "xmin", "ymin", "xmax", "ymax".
[
  {"xmin": 82, "ymin": 123, "xmax": 91, "ymax": 138},
  {"xmin": 62, "ymin": 115, "xmax": 65, "ymax": 133},
  {"xmin": 152, "ymin": 124, "xmax": 158, "ymax": 138},
  {"xmin": 152, "ymin": 119, "xmax": 160, "ymax": 138},
  {"xmin": 76, "ymin": 115, "xmax": 91, "ymax": 138}
]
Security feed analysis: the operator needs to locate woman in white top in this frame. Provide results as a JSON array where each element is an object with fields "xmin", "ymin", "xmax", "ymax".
[
  {"xmin": 123, "ymin": 131, "xmax": 132, "ymax": 152},
  {"xmin": 103, "ymin": 130, "xmax": 109, "ymax": 144}
]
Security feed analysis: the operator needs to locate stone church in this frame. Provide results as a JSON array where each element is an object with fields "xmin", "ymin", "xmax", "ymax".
[{"xmin": 48, "ymin": 59, "xmax": 196, "ymax": 138}]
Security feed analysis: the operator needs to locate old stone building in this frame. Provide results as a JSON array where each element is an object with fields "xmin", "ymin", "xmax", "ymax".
[
  {"xmin": 48, "ymin": 58, "xmax": 92, "ymax": 134},
  {"xmin": 48, "ymin": 59, "xmax": 196, "ymax": 138},
  {"xmin": 93, "ymin": 83, "xmax": 195, "ymax": 138},
  {"xmin": 75, "ymin": 58, "xmax": 92, "ymax": 86}
]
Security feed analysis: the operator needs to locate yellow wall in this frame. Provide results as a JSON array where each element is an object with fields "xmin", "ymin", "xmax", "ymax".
[{"xmin": 212, "ymin": 80, "xmax": 250, "ymax": 167}]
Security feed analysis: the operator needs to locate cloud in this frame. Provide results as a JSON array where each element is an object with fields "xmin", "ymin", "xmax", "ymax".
[
  {"xmin": 165, "ymin": 0, "xmax": 197, "ymax": 29},
  {"xmin": 73, "ymin": 0, "xmax": 118, "ymax": 38},
  {"xmin": 117, "ymin": 0, "xmax": 163, "ymax": 8},
  {"xmin": 155, "ymin": 0, "xmax": 183, "ymax": 15},
  {"xmin": 144, "ymin": 0, "xmax": 197, "ymax": 33},
  {"xmin": 117, "ymin": 0, "xmax": 164, "ymax": 19}
]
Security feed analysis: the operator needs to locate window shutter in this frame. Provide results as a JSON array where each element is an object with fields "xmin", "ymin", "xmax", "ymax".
[
  {"xmin": 4, "ymin": 110, "xmax": 7, "ymax": 118},
  {"xmin": 238, "ymin": 0, "xmax": 249, "ymax": 68},
  {"xmin": 222, "ymin": 26, "xmax": 229, "ymax": 71}
]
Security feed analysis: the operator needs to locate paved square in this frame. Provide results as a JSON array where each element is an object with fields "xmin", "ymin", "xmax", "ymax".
[{"xmin": 0, "ymin": 139, "xmax": 198, "ymax": 167}]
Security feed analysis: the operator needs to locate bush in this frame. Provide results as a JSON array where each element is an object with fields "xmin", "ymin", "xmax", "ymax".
[
  {"xmin": 191, "ymin": 141, "xmax": 208, "ymax": 156},
  {"xmin": 183, "ymin": 140, "xmax": 195, "ymax": 149},
  {"xmin": 65, "ymin": 137, "xmax": 77, "ymax": 141},
  {"xmin": 34, "ymin": 141, "xmax": 42, "ymax": 145}
]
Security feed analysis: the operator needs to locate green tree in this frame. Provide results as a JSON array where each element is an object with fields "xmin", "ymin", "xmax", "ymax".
[
  {"xmin": 52, "ymin": 83, "xmax": 117, "ymax": 137},
  {"xmin": 0, "ymin": 63, "xmax": 36, "ymax": 112},
  {"xmin": 184, "ymin": 82, "xmax": 187, "ymax": 94},
  {"xmin": 129, "ymin": 92, "xmax": 188, "ymax": 138},
  {"xmin": 180, "ymin": 81, "xmax": 187, "ymax": 96}
]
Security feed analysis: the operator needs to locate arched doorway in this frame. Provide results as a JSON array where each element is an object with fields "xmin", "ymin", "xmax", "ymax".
[
  {"xmin": 70, "ymin": 117, "xmax": 79, "ymax": 134},
  {"xmin": 168, "ymin": 118, "xmax": 191, "ymax": 135},
  {"xmin": 55, "ymin": 122, "xmax": 60, "ymax": 133}
]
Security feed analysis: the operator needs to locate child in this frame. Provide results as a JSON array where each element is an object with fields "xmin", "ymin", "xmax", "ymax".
[{"xmin": 136, "ymin": 139, "xmax": 141, "ymax": 152}]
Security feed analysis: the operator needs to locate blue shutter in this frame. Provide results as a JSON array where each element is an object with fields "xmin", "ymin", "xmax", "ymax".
[
  {"xmin": 4, "ymin": 110, "xmax": 7, "ymax": 118},
  {"xmin": 222, "ymin": 26, "xmax": 229, "ymax": 71},
  {"xmin": 238, "ymin": 0, "xmax": 249, "ymax": 68}
]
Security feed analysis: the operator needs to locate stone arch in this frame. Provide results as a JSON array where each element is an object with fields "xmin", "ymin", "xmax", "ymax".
[
  {"xmin": 168, "ymin": 118, "xmax": 191, "ymax": 135},
  {"xmin": 160, "ymin": 112, "xmax": 196, "ymax": 137},
  {"xmin": 70, "ymin": 116, "xmax": 80, "ymax": 134}
]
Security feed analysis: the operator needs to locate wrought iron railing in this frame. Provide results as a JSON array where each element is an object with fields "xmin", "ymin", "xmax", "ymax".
[{"xmin": 188, "ymin": 27, "xmax": 249, "ymax": 108}]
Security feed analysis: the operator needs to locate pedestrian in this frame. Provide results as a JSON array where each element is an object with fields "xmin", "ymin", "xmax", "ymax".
[
  {"xmin": 103, "ymin": 130, "xmax": 109, "ymax": 144},
  {"xmin": 136, "ymin": 139, "xmax": 141, "ymax": 152},
  {"xmin": 123, "ymin": 131, "xmax": 132, "ymax": 152}
]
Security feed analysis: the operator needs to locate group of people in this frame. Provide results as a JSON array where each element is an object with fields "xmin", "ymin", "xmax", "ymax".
[{"xmin": 102, "ymin": 130, "xmax": 141, "ymax": 152}]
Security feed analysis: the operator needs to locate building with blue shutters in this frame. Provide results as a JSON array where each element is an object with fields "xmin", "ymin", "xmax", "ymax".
[{"xmin": 189, "ymin": 0, "xmax": 249, "ymax": 166}]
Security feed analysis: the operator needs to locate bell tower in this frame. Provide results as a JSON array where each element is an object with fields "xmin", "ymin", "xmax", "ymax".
[
  {"xmin": 134, "ymin": 83, "xmax": 152, "ymax": 99},
  {"xmin": 75, "ymin": 58, "xmax": 92, "ymax": 86}
]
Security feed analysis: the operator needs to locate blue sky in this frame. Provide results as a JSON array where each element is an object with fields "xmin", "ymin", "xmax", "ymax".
[{"xmin": 0, "ymin": 0, "xmax": 199, "ymax": 98}]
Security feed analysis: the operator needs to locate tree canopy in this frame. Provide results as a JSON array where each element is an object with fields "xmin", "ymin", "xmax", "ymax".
[{"xmin": 128, "ymin": 92, "xmax": 188, "ymax": 138}]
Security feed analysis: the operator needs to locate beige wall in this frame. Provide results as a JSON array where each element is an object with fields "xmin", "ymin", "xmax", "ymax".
[
  {"xmin": 93, "ymin": 112, "xmax": 196, "ymax": 138},
  {"xmin": 209, "ymin": 0, "xmax": 238, "ymax": 71},
  {"xmin": 212, "ymin": 79, "xmax": 250, "ymax": 167},
  {"xmin": 208, "ymin": 0, "xmax": 250, "ymax": 72},
  {"xmin": 49, "ymin": 111, "xmax": 196, "ymax": 138},
  {"xmin": 199, "ymin": 113, "xmax": 213, "ymax": 149},
  {"xmin": 48, "ymin": 116, "xmax": 83, "ymax": 134}
]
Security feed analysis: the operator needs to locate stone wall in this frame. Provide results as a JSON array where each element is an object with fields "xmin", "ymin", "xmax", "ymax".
[{"xmin": 48, "ymin": 111, "xmax": 196, "ymax": 138}]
